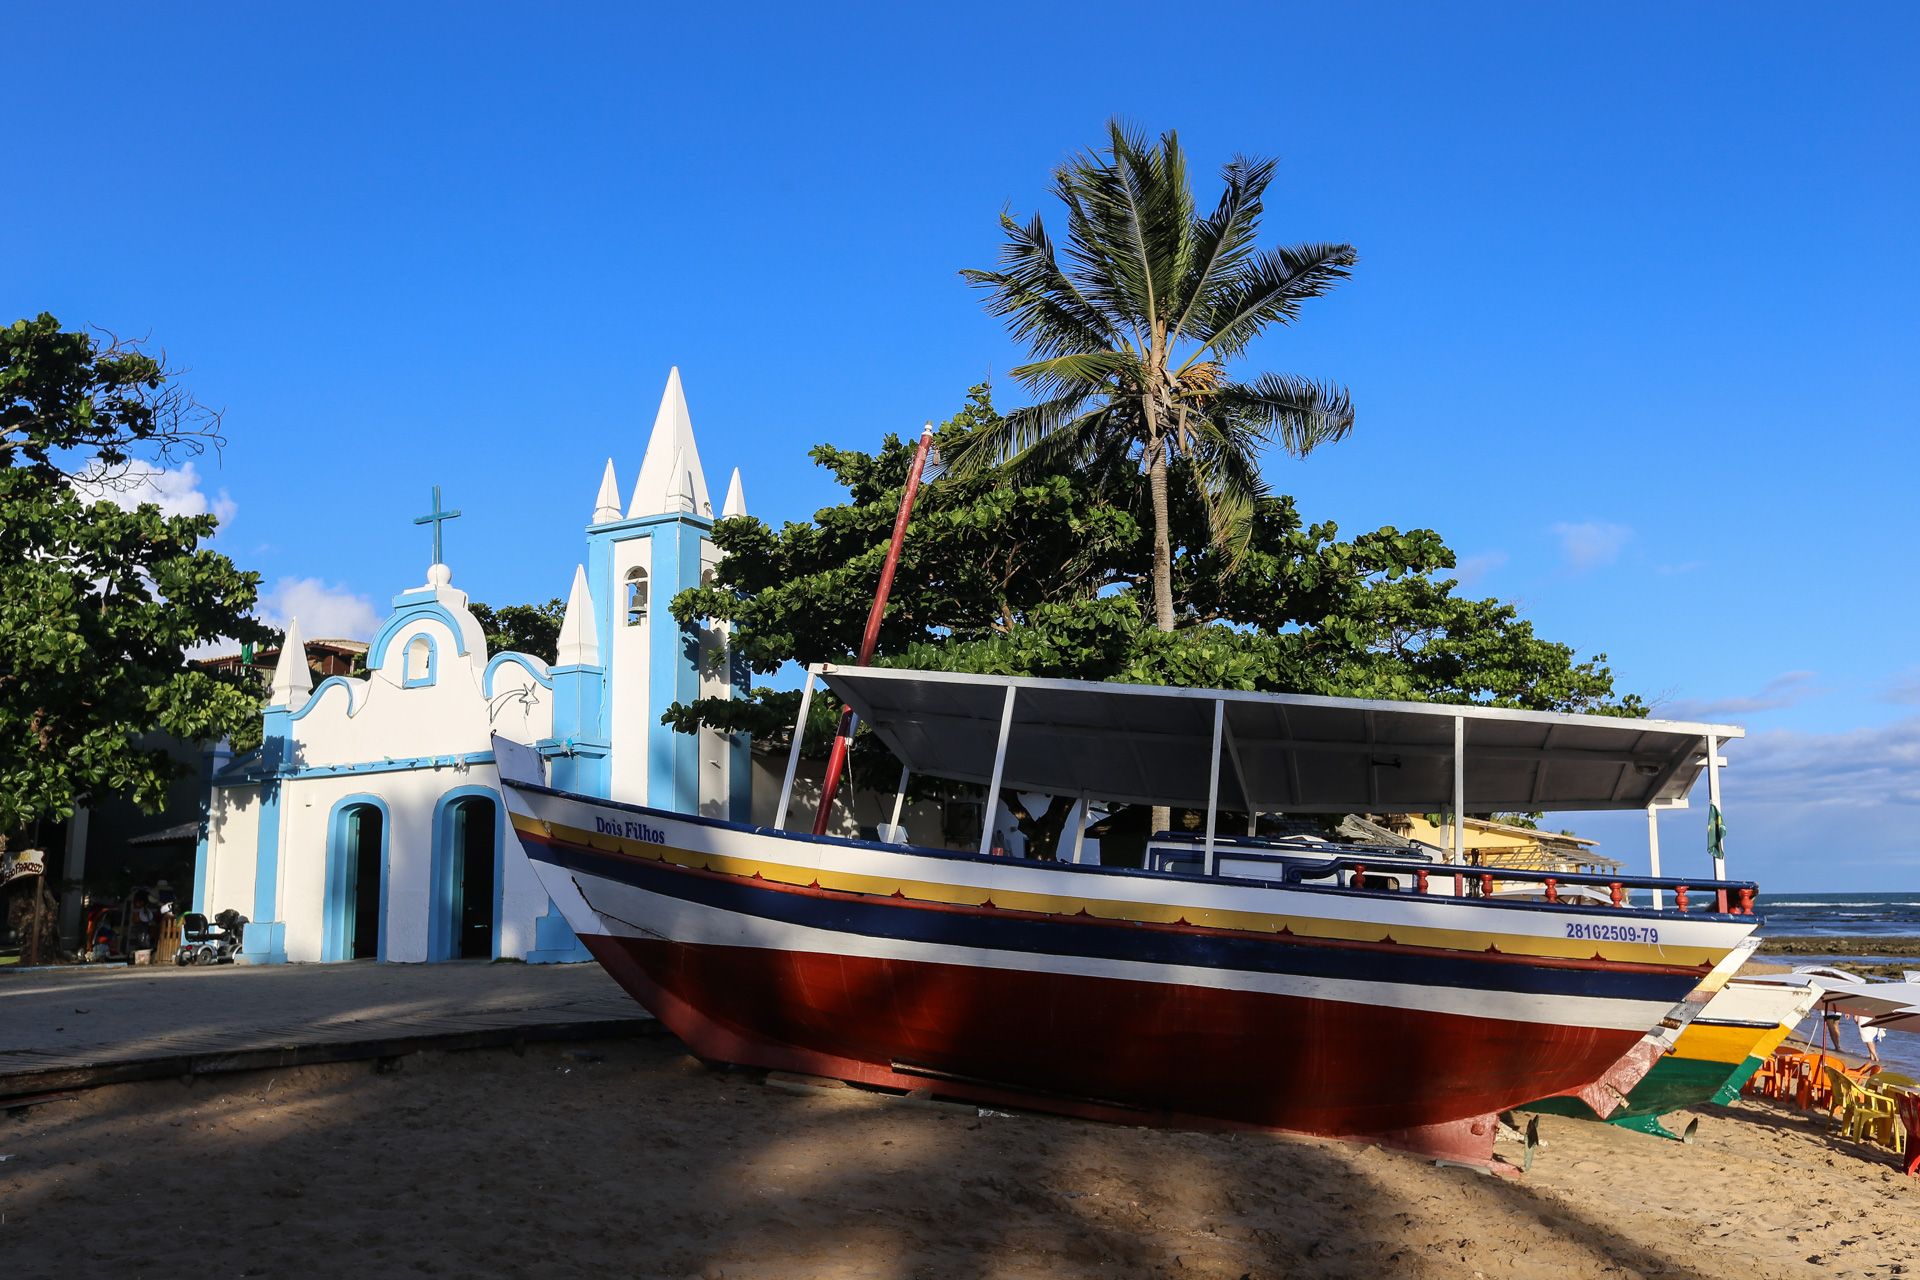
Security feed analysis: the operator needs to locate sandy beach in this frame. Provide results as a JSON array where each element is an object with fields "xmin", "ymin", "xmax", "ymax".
[{"xmin": 4, "ymin": 1031, "xmax": 1916, "ymax": 1280}]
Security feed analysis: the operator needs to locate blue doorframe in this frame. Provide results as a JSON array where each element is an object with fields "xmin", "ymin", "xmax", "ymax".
[
  {"xmin": 322, "ymin": 794, "xmax": 391, "ymax": 962},
  {"xmin": 428, "ymin": 786, "xmax": 505, "ymax": 961}
]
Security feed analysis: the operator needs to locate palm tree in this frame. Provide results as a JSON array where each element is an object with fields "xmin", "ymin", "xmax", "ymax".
[{"xmin": 956, "ymin": 120, "xmax": 1358, "ymax": 633}]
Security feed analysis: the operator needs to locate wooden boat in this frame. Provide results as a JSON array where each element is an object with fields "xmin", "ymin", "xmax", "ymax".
[
  {"xmin": 1523, "ymin": 976, "xmax": 1824, "ymax": 1139},
  {"xmin": 496, "ymin": 666, "xmax": 1760, "ymax": 1172}
]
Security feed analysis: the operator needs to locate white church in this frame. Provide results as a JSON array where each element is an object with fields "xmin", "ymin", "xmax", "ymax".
[{"xmin": 196, "ymin": 369, "xmax": 755, "ymax": 964}]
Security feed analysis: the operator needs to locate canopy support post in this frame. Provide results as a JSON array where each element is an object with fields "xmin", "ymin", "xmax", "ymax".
[
  {"xmin": 889, "ymin": 765, "xmax": 910, "ymax": 838},
  {"xmin": 1072, "ymin": 792, "xmax": 1090, "ymax": 863},
  {"xmin": 1646, "ymin": 803, "xmax": 1664, "ymax": 910},
  {"xmin": 978, "ymin": 686, "xmax": 1017, "ymax": 858},
  {"xmin": 1221, "ymin": 711, "xmax": 1253, "ymax": 841},
  {"xmin": 1204, "ymin": 699, "xmax": 1224, "ymax": 877},
  {"xmin": 1452, "ymin": 715, "xmax": 1466, "ymax": 867},
  {"xmin": 1706, "ymin": 732, "xmax": 1725, "ymax": 879},
  {"xmin": 774, "ymin": 670, "xmax": 817, "ymax": 830}
]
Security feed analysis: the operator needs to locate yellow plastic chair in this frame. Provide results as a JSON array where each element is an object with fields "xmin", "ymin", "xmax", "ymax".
[
  {"xmin": 1830, "ymin": 1066, "xmax": 1902, "ymax": 1148},
  {"xmin": 1865, "ymin": 1079, "xmax": 1914, "ymax": 1154},
  {"xmin": 1826, "ymin": 1066, "xmax": 1869, "ymax": 1140}
]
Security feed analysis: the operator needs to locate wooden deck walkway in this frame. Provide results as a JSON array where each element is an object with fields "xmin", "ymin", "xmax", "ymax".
[{"xmin": 0, "ymin": 959, "xmax": 654, "ymax": 1098}]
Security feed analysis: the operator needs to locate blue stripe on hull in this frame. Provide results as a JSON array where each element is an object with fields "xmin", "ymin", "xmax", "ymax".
[{"xmin": 526, "ymin": 836, "xmax": 1696, "ymax": 1005}]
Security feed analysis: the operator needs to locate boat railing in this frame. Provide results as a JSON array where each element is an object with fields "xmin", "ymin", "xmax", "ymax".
[{"xmin": 1280, "ymin": 856, "xmax": 1759, "ymax": 916}]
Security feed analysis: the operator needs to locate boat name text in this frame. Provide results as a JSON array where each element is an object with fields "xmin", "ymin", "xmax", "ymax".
[{"xmin": 596, "ymin": 816, "xmax": 666, "ymax": 844}]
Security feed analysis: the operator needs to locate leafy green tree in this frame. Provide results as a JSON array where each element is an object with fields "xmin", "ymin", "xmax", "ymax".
[
  {"xmin": 471, "ymin": 598, "xmax": 565, "ymax": 660},
  {"xmin": 668, "ymin": 389, "xmax": 1642, "ymax": 857},
  {"xmin": 0, "ymin": 314, "xmax": 270, "ymax": 837},
  {"xmin": 955, "ymin": 120, "xmax": 1357, "ymax": 633}
]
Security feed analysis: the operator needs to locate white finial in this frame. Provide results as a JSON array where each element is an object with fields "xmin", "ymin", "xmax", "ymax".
[
  {"xmin": 555, "ymin": 565, "xmax": 600, "ymax": 667},
  {"xmin": 629, "ymin": 366, "xmax": 713, "ymax": 519},
  {"xmin": 427, "ymin": 564, "xmax": 452, "ymax": 589},
  {"xmin": 721, "ymin": 467, "xmax": 747, "ymax": 520},
  {"xmin": 592, "ymin": 459, "xmax": 622, "ymax": 525},
  {"xmin": 270, "ymin": 616, "xmax": 313, "ymax": 710}
]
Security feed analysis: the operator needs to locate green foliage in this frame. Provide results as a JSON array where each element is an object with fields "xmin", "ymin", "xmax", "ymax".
[
  {"xmin": 470, "ymin": 598, "xmax": 565, "ymax": 660},
  {"xmin": 0, "ymin": 316, "xmax": 268, "ymax": 835}
]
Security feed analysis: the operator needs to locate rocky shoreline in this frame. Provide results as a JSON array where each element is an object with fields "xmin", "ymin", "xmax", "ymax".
[{"xmin": 1756, "ymin": 935, "xmax": 1920, "ymax": 956}]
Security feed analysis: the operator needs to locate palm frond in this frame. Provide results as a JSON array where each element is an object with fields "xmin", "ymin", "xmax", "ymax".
[
  {"xmin": 1194, "ymin": 241, "xmax": 1357, "ymax": 363},
  {"xmin": 1055, "ymin": 121, "xmax": 1194, "ymax": 338},
  {"xmin": 960, "ymin": 209, "xmax": 1120, "ymax": 358},
  {"xmin": 1165, "ymin": 152, "xmax": 1275, "ymax": 347},
  {"xmin": 1213, "ymin": 373, "xmax": 1355, "ymax": 457},
  {"xmin": 943, "ymin": 391, "xmax": 1101, "ymax": 479},
  {"xmin": 1006, "ymin": 349, "xmax": 1142, "ymax": 402},
  {"xmin": 1181, "ymin": 414, "xmax": 1273, "ymax": 570}
]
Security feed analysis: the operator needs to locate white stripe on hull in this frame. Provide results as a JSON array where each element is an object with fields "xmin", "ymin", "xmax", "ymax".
[{"xmin": 507, "ymin": 786, "xmax": 1750, "ymax": 958}]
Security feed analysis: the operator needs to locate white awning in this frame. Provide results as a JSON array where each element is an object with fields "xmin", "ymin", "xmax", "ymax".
[{"xmin": 819, "ymin": 665, "xmax": 1744, "ymax": 814}]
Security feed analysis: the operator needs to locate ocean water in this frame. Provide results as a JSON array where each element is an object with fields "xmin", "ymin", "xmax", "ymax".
[
  {"xmin": 1753, "ymin": 892, "xmax": 1920, "ymax": 938},
  {"xmin": 1741, "ymin": 892, "xmax": 1920, "ymax": 1078}
]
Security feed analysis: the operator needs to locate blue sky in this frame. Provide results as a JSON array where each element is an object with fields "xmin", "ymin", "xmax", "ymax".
[{"xmin": 8, "ymin": 3, "xmax": 1917, "ymax": 888}]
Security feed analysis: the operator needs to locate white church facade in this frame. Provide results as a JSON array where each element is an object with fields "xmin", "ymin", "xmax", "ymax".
[{"xmin": 195, "ymin": 369, "xmax": 751, "ymax": 964}]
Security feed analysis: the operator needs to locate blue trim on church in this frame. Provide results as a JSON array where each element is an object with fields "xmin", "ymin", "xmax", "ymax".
[
  {"xmin": 366, "ymin": 602, "xmax": 469, "ymax": 670},
  {"xmin": 484, "ymin": 652, "xmax": 554, "ymax": 696},
  {"xmin": 322, "ymin": 794, "xmax": 391, "ymax": 962},
  {"xmin": 401, "ymin": 633, "xmax": 440, "ymax": 687},
  {"xmin": 291, "ymin": 676, "xmax": 365, "ymax": 721},
  {"xmin": 428, "ymin": 786, "xmax": 505, "ymax": 962}
]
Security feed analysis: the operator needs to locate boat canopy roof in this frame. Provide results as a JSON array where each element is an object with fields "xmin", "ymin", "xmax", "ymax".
[{"xmin": 818, "ymin": 665, "xmax": 1744, "ymax": 814}]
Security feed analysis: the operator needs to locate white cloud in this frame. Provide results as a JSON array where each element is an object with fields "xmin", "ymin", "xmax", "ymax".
[
  {"xmin": 1549, "ymin": 520, "xmax": 1631, "ymax": 573},
  {"xmin": 1734, "ymin": 715, "xmax": 1920, "ymax": 811},
  {"xmin": 259, "ymin": 577, "xmax": 382, "ymax": 642},
  {"xmin": 73, "ymin": 462, "xmax": 237, "ymax": 527},
  {"xmin": 1568, "ymin": 713, "xmax": 1920, "ymax": 891},
  {"xmin": 1881, "ymin": 668, "xmax": 1920, "ymax": 706},
  {"xmin": 1454, "ymin": 551, "xmax": 1508, "ymax": 586},
  {"xmin": 1660, "ymin": 670, "xmax": 1830, "ymax": 721}
]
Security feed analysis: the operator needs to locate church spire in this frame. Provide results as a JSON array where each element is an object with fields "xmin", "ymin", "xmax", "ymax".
[
  {"xmin": 270, "ymin": 616, "xmax": 313, "ymax": 710},
  {"xmin": 721, "ymin": 467, "xmax": 747, "ymax": 519},
  {"xmin": 628, "ymin": 366, "xmax": 712, "ymax": 519},
  {"xmin": 592, "ymin": 459, "xmax": 622, "ymax": 525},
  {"xmin": 554, "ymin": 565, "xmax": 600, "ymax": 667}
]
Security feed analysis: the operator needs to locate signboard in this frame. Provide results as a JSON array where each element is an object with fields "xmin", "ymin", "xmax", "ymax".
[{"xmin": 0, "ymin": 848, "xmax": 46, "ymax": 887}]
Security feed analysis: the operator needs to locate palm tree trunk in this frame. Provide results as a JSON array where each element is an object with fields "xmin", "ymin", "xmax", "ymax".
[
  {"xmin": 1147, "ymin": 444, "xmax": 1175, "ymax": 633},
  {"xmin": 1147, "ymin": 436, "xmax": 1174, "ymax": 840}
]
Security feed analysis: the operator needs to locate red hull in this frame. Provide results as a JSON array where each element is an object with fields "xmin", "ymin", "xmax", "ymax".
[{"xmin": 585, "ymin": 932, "xmax": 1641, "ymax": 1166}]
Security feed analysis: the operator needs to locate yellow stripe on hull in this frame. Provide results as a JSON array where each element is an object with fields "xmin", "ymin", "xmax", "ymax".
[
  {"xmin": 1671, "ymin": 1021, "xmax": 1780, "ymax": 1066},
  {"xmin": 513, "ymin": 812, "xmax": 1729, "ymax": 969}
]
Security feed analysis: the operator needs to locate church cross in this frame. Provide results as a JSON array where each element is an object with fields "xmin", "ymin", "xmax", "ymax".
[{"xmin": 413, "ymin": 485, "xmax": 462, "ymax": 566}]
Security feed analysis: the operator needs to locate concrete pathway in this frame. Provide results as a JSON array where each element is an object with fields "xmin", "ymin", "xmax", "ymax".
[{"xmin": 0, "ymin": 960, "xmax": 650, "ymax": 1094}]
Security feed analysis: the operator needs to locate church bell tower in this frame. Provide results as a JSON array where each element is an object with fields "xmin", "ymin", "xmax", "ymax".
[{"xmin": 551, "ymin": 368, "xmax": 750, "ymax": 820}]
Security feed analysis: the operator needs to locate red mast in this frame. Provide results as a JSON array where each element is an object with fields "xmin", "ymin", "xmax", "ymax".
[{"xmin": 812, "ymin": 424, "xmax": 936, "ymax": 835}]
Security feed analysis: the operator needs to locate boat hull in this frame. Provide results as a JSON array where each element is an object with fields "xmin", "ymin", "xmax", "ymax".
[{"xmin": 503, "ymin": 780, "xmax": 1757, "ymax": 1165}]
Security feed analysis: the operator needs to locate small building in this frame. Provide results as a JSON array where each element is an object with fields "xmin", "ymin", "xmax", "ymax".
[
  {"xmin": 196, "ymin": 368, "xmax": 751, "ymax": 964},
  {"xmin": 1382, "ymin": 813, "xmax": 1620, "ymax": 877}
]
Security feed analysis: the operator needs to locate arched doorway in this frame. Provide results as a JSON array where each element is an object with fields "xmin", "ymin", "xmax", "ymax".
[
  {"xmin": 432, "ymin": 791, "xmax": 499, "ymax": 960},
  {"xmin": 325, "ymin": 798, "xmax": 388, "ymax": 961},
  {"xmin": 452, "ymin": 796, "xmax": 495, "ymax": 958}
]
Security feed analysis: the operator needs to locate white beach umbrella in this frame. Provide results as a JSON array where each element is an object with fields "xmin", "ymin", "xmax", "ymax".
[
  {"xmin": 1865, "ymin": 1006, "xmax": 1920, "ymax": 1034},
  {"xmin": 1738, "ymin": 968, "xmax": 1920, "ymax": 1019}
]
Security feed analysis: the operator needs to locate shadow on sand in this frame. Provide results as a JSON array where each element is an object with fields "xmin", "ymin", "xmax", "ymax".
[{"xmin": 0, "ymin": 1032, "xmax": 1747, "ymax": 1280}]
